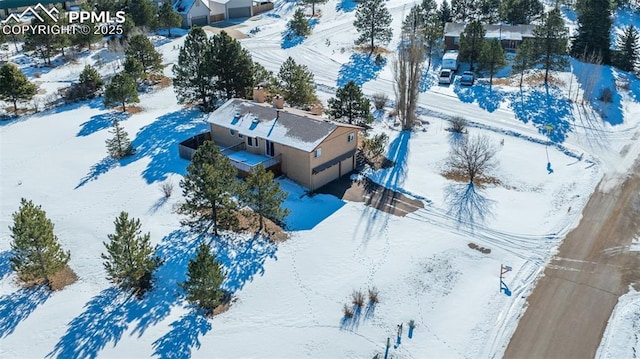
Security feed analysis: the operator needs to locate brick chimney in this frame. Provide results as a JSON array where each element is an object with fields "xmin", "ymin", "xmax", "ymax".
[
  {"xmin": 253, "ymin": 86, "xmax": 266, "ymax": 103},
  {"xmin": 273, "ymin": 94, "xmax": 284, "ymax": 109}
]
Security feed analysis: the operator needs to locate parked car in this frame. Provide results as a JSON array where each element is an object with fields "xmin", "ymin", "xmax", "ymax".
[
  {"xmin": 460, "ymin": 71, "xmax": 475, "ymax": 86},
  {"xmin": 439, "ymin": 69, "xmax": 454, "ymax": 84}
]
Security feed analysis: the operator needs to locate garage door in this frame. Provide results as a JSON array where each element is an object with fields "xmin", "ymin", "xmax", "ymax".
[
  {"xmin": 227, "ymin": 6, "xmax": 251, "ymax": 18},
  {"xmin": 191, "ymin": 15, "xmax": 208, "ymax": 26},
  {"xmin": 313, "ymin": 163, "xmax": 339, "ymax": 190}
]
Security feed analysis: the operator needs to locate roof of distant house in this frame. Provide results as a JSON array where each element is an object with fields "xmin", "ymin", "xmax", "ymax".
[
  {"xmin": 208, "ymin": 99, "xmax": 360, "ymax": 152},
  {"xmin": 173, "ymin": 0, "xmax": 207, "ymax": 14},
  {"xmin": 444, "ymin": 22, "xmax": 536, "ymax": 41}
]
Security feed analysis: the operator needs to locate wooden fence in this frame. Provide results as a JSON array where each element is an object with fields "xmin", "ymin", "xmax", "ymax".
[
  {"xmin": 252, "ymin": 2, "xmax": 274, "ymax": 15},
  {"xmin": 178, "ymin": 132, "xmax": 212, "ymax": 160}
]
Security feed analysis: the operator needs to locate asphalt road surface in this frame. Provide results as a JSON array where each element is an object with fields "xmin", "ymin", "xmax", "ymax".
[{"xmin": 504, "ymin": 161, "xmax": 640, "ymax": 358}]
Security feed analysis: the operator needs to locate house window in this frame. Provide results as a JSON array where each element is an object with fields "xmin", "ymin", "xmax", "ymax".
[
  {"xmin": 266, "ymin": 140, "xmax": 275, "ymax": 157},
  {"xmin": 239, "ymin": 133, "xmax": 243, "ymax": 139},
  {"xmin": 315, "ymin": 148, "xmax": 322, "ymax": 158},
  {"xmin": 347, "ymin": 133, "xmax": 355, "ymax": 142},
  {"xmin": 248, "ymin": 137, "xmax": 259, "ymax": 147},
  {"xmin": 229, "ymin": 129, "xmax": 235, "ymax": 136},
  {"xmin": 453, "ymin": 37, "xmax": 459, "ymax": 45}
]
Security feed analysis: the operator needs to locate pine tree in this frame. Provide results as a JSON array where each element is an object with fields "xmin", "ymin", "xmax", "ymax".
[
  {"xmin": 23, "ymin": 7, "xmax": 69, "ymax": 66},
  {"xmin": 571, "ymin": 0, "xmax": 612, "ymax": 64},
  {"xmin": 353, "ymin": 0, "xmax": 393, "ymax": 52},
  {"xmin": 277, "ymin": 57, "xmax": 316, "ymax": 106},
  {"xmin": 478, "ymin": 38, "xmax": 506, "ymax": 86},
  {"xmin": 303, "ymin": 0, "xmax": 327, "ymax": 16},
  {"xmin": 459, "ymin": 20, "xmax": 485, "ymax": 70},
  {"xmin": 105, "ymin": 119, "xmax": 135, "ymax": 158},
  {"xmin": 124, "ymin": 34, "xmax": 163, "ymax": 78},
  {"xmin": 123, "ymin": 57, "xmax": 144, "ymax": 83},
  {"xmin": 157, "ymin": 2, "xmax": 182, "ymax": 37},
  {"xmin": 0, "ymin": 63, "xmax": 37, "ymax": 115},
  {"xmin": 179, "ymin": 141, "xmax": 239, "ymax": 236},
  {"xmin": 438, "ymin": 0, "xmax": 453, "ymax": 27},
  {"xmin": 421, "ymin": 0, "xmax": 438, "ymax": 16},
  {"xmin": 451, "ymin": 0, "xmax": 475, "ymax": 22},
  {"xmin": 9, "ymin": 198, "xmax": 71, "ymax": 289},
  {"xmin": 211, "ymin": 31, "xmax": 254, "ymax": 100},
  {"xmin": 499, "ymin": 0, "xmax": 542, "ymax": 25},
  {"xmin": 288, "ymin": 8, "xmax": 311, "ymax": 36},
  {"xmin": 102, "ymin": 212, "xmax": 162, "ymax": 297},
  {"xmin": 180, "ymin": 242, "xmax": 226, "ymax": 315},
  {"xmin": 241, "ymin": 164, "xmax": 290, "ymax": 231},
  {"xmin": 79, "ymin": 65, "xmax": 104, "ymax": 95},
  {"xmin": 104, "ymin": 73, "xmax": 139, "ymax": 111},
  {"xmin": 476, "ymin": 0, "xmax": 500, "ymax": 22},
  {"xmin": 512, "ymin": 39, "xmax": 536, "ymax": 87},
  {"xmin": 613, "ymin": 25, "xmax": 639, "ymax": 73},
  {"xmin": 70, "ymin": 2, "xmax": 102, "ymax": 49},
  {"xmin": 172, "ymin": 27, "xmax": 217, "ymax": 111},
  {"xmin": 327, "ymin": 80, "xmax": 373, "ymax": 127},
  {"xmin": 424, "ymin": 12, "xmax": 444, "ymax": 69},
  {"xmin": 128, "ymin": 0, "xmax": 158, "ymax": 30},
  {"xmin": 533, "ymin": 8, "xmax": 568, "ymax": 85}
]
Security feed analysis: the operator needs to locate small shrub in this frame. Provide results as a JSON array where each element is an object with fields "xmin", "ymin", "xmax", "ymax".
[
  {"xmin": 368, "ymin": 287, "xmax": 379, "ymax": 304},
  {"xmin": 161, "ymin": 181, "xmax": 174, "ymax": 198},
  {"xmin": 375, "ymin": 53, "xmax": 385, "ymax": 66},
  {"xmin": 599, "ymin": 87, "xmax": 614, "ymax": 103},
  {"xmin": 352, "ymin": 290, "xmax": 365, "ymax": 308},
  {"xmin": 372, "ymin": 93, "xmax": 388, "ymax": 110},
  {"xmin": 34, "ymin": 72, "xmax": 41, "ymax": 78},
  {"xmin": 343, "ymin": 303, "xmax": 354, "ymax": 318},
  {"xmin": 450, "ymin": 116, "xmax": 467, "ymax": 133}
]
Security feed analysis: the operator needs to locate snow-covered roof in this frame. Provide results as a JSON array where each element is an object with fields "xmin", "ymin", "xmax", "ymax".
[
  {"xmin": 208, "ymin": 99, "xmax": 342, "ymax": 152},
  {"xmin": 173, "ymin": 0, "xmax": 205, "ymax": 14},
  {"xmin": 444, "ymin": 22, "xmax": 536, "ymax": 40}
]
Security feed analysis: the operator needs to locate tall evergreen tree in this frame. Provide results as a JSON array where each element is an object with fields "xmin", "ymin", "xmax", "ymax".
[
  {"xmin": 303, "ymin": 0, "xmax": 327, "ymax": 16},
  {"xmin": 104, "ymin": 73, "xmax": 139, "ymax": 111},
  {"xmin": 476, "ymin": 0, "xmax": 500, "ymax": 22},
  {"xmin": 424, "ymin": 12, "xmax": 444, "ymax": 69},
  {"xmin": 288, "ymin": 8, "xmax": 311, "ymax": 36},
  {"xmin": 23, "ymin": 7, "xmax": 69, "ymax": 66},
  {"xmin": 179, "ymin": 141, "xmax": 239, "ymax": 236},
  {"xmin": 172, "ymin": 27, "xmax": 217, "ymax": 111},
  {"xmin": 512, "ymin": 39, "xmax": 536, "ymax": 87},
  {"xmin": 241, "ymin": 164, "xmax": 290, "ymax": 231},
  {"xmin": 0, "ymin": 63, "xmax": 37, "ymax": 115},
  {"xmin": 105, "ymin": 119, "xmax": 135, "ymax": 158},
  {"xmin": 613, "ymin": 25, "xmax": 640, "ymax": 72},
  {"xmin": 459, "ymin": 20, "xmax": 485, "ymax": 70},
  {"xmin": 327, "ymin": 80, "xmax": 373, "ymax": 127},
  {"xmin": 277, "ymin": 57, "xmax": 316, "ymax": 106},
  {"xmin": 124, "ymin": 34, "xmax": 163, "ymax": 78},
  {"xmin": 157, "ymin": 2, "xmax": 182, "ymax": 37},
  {"xmin": 499, "ymin": 0, "xmax": 542, "ymax": 24},
  {"xmin": 128, "ymin": 0, "xmax": 157, "ymax": 30},
  {"xmin": 478, "ymin": 38, "xmax": 506, "ymax": 85},
  {"xmin": 421, "ymin": 0, "xmax": 438, "ymax": 16},
  {"xmin": 451, "ymin": 0, "xmax": 475, "ymax": 21},
  {"xmin": 123, "ymin": 56, "xmax": 144, "ymax": 83},
  {"xmin": 571, "ymin": 0, "xmax": 612, "ymax": 64},
  {"xmin": 438, "ymin": 0, "xmax": 453, "ymax": 27},
  {"xmin": 70, "ymin": 3, "xmax": 102, "ymax": 49},
  {"xmin": 102, "ymin": 212, "xmax": 162, "ymax": 297},
  {"xmin": 211, "ymin": 31, "xmax": 254, "ymax": 100},
  {"xmin": 353, "ymin": 0, "xmax": 393, "ymax": 51},
  {"xmin": 180, "ymin": 242, "xmax": 226, "ymax": 315},
  {"xmin": 533, "ymin": 8, "xmax": 568, "ymax": 84},
  {"xmin": 9, "ymin": 199, "xmax": 71, "ymax": 289}
]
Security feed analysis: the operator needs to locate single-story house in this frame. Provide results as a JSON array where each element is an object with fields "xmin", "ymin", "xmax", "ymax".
[
  {"xmin": 444, "ymin": 22, "xmax": 536, "ymax": 52},
  {"xmin": 185, "ymin": 94, "xmax": 362, "ymax": 191},
  {"xmin": 174, "ymin": 0, "xmax": 211, "ymax": 27}
]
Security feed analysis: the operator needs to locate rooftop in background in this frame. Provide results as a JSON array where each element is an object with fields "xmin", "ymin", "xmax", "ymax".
[
  {"xmin": 0, "ymin": 0, "xmax": 69, "ymax": 10},
  {"xmin": 208, "ymin": 99, "xmax": 361, "ymax": 152},
  {"xmin": 444, "ymin": 22, "xmax": 536, "ymax": 41}
]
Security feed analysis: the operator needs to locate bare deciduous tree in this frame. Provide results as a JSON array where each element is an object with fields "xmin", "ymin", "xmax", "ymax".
[
  {"xmin": 449, "ymin": 116, "xmax": 468, "ymax": 133},
  {"xmin": 446, "ymin": 135, "xmax": 498, "ymax": 184},
  {"xmin": 393, "ymin": 24, "xmax": 425, "ymax": 131}
]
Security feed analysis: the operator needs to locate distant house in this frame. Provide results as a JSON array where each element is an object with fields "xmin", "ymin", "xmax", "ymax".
[
  {"xmin": 180, "ymin": 93, "xmax": 362, "ymax": 191},
  {"xmin": 174, "ymin": 0, "xmax": 211, "ymax": 27},
  {"xmin": 444, "ymin": 22, "xmax": 536, "ymax": 52}
]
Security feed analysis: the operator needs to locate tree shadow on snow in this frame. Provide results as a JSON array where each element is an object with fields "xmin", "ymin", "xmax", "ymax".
[
  {"xmin": 211, "ymin": 233, "xmax": 278, "ymax": 293},
  {"xmin": 75, "ymin": 108, "xmax": 210, "ymax": 188},
  {"xmin": 0, "ymin": 250, "xmax": 13, "ymax": 280},
  {"xmin": 454, "ymin": 81, "xmax": 505, "ymax": 113},
  {"xmin": 151, "ymin": 309, "xmax": 212, "ymax": 359},
  {"xmin": 507, "ymin": 85, "xmax": 572, "ymax": 143},
  {"xmin": 0, "ymin": 286, "xmax": 50, "ymax": 338},
  {"xmin": 77, "ymin": 111, "xmax": 130, "ymax": 137},
  {"xmin": 337, "ymin": 53, "xmax": 386, "ymax": 88},
  {"xmin": 336, "ymin": 0, "xmax": 357, "ymax": 11},
  {"xmin": 281, "ymin": 190, "xmax": 345, "ymax": 231},
  {"xmin": 281, "ymin": 18, "xmax": 318, "ymax": 49},
  {"xmin": 47, "ymin": 230, "xmax": 200, "ymax": 358},
  {"xmin": 444, "ymin": 183, "xmax": 495, "ymax": 229}
]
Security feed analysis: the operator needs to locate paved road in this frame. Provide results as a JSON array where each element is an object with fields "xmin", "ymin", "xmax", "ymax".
[{"xmin": 504, "ymin": 161, "xmax": 640, "ymax": 358}]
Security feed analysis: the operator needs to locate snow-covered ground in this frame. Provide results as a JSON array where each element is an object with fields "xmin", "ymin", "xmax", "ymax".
[{"xmin": 1, "ymin": 1, "xmax": 640, "ymax": 358}]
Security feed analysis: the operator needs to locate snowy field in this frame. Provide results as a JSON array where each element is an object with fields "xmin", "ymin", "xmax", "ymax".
[{"xmin": 2, "ymin": 0, "xmax": 640, "ymax": 358}]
